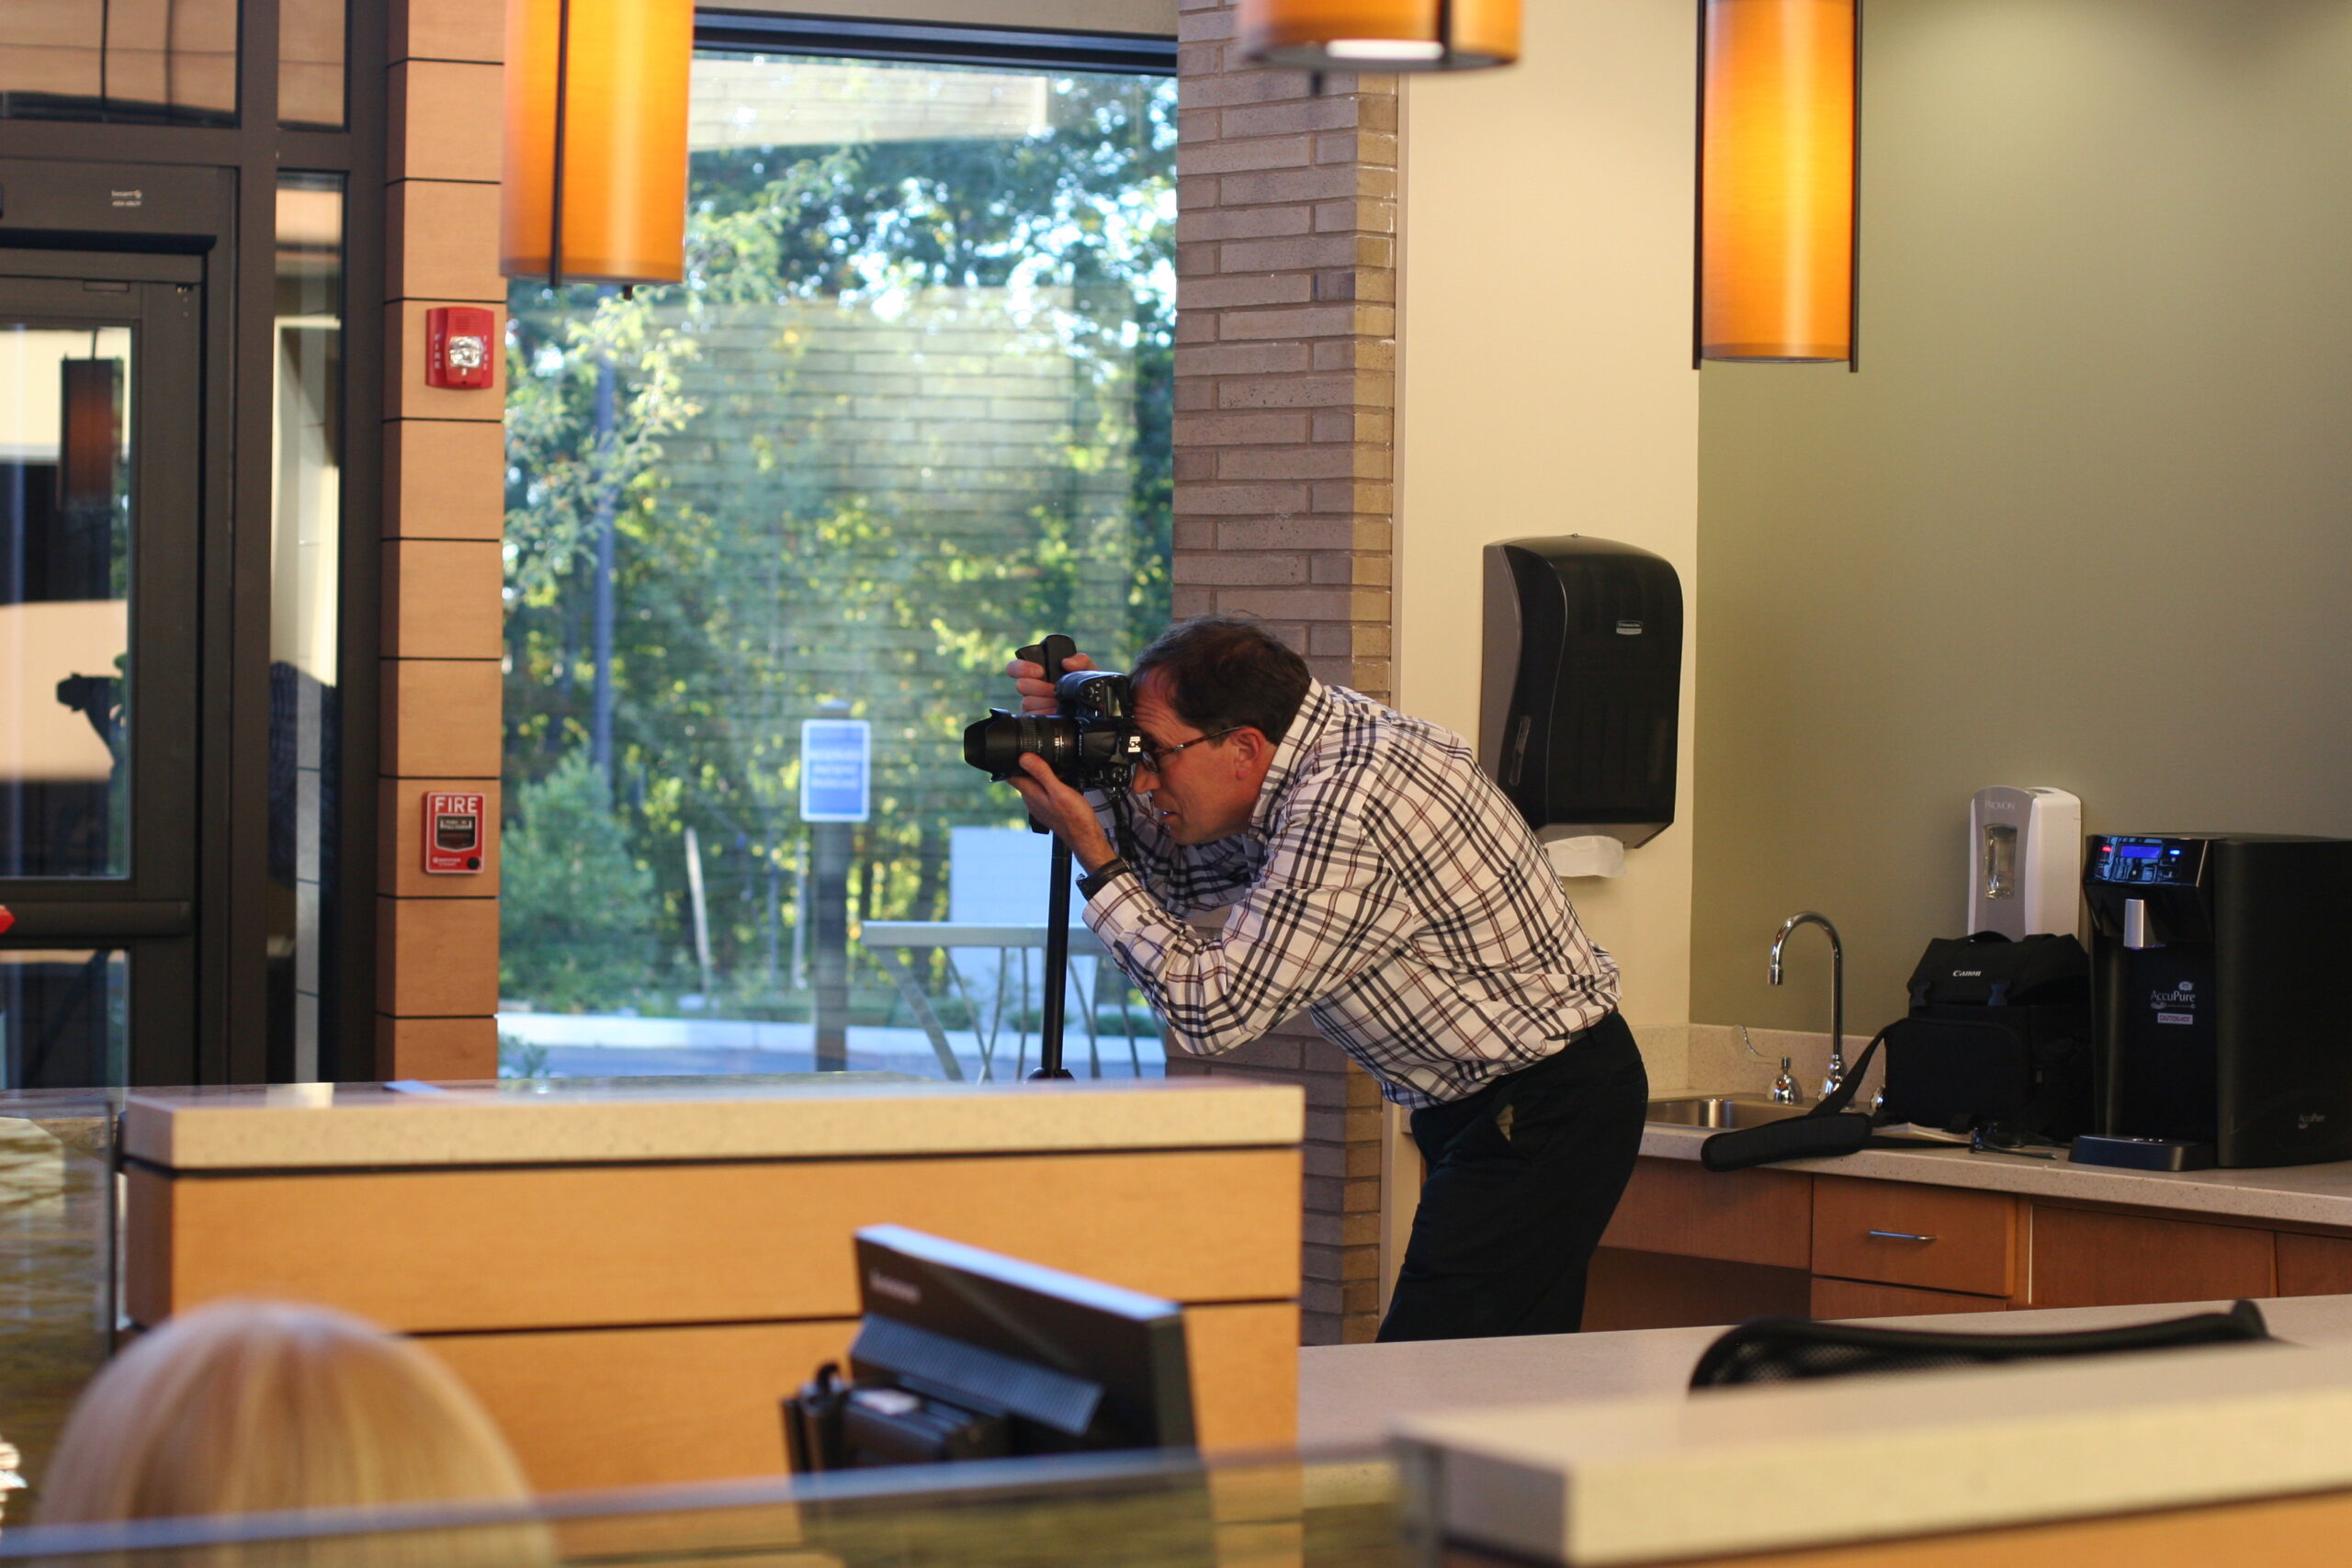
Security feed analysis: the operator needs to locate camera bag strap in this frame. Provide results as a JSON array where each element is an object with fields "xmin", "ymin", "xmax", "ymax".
[{"xmin": 1700, "ymin": 1028, "xmax": 1894, "ymax": 1172}]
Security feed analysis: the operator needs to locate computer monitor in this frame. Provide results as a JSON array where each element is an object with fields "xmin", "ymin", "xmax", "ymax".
[{"xmin": 786, "ymin": 1224, "xmax": 1196, "ymax": 1470}]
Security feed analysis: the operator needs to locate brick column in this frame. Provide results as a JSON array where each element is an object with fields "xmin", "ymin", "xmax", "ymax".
[
  {"xmin": 376, "ymin": 0, "xmax": 508, "ymax": 1079},
  {"xmin": 1172, "ymin": 0, "xmax": 1398, "ymax": 1344}
]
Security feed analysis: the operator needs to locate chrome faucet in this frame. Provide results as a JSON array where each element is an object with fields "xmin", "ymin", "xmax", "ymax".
[{"xmin": 1770, "ymin": 911, "xmax": 1846, "ymax": 1103}]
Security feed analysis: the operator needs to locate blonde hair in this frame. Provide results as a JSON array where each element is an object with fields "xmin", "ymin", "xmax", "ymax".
[{"xmin": 40, "ymin": 1299, "xmax": 548, "ymax": 1567}]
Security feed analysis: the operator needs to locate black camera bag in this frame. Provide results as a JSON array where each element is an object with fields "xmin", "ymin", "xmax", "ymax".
[{"xmin": 1878, "ymin": 931, "xmax": 2092, "ymax": 1139}]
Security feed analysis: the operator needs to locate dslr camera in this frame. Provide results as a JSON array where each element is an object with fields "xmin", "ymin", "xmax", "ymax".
[{"xmin": 962, "ymin": 633, "xmax": 1143, "ymax": 794}]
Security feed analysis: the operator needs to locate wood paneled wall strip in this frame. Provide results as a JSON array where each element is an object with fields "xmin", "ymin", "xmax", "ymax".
[
  {"xmin": 379, "ymin": 0, "xmax": 507, "ymax": 1080},
  {"xmin": 1171, "ymin": 0, "xmax": 1398, "ymax": 1344}
]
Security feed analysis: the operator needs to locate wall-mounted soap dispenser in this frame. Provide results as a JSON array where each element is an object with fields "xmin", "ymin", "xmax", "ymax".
[
  {"xmin": 1478, "ymin": 536, "xmax": 1683, "ymax": 862},
  {"xmin": 1967, "ymin": 785, "xmax": 2083, "ymax": 938}
]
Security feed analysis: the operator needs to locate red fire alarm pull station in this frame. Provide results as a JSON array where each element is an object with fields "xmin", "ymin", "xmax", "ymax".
[
  {"xmin": 425, "ymin": 307, "xmax": 497, "ymax": 389},
  {"xmin": 424, "ymin": 793, "xmax": 487, "ymax": 874}
]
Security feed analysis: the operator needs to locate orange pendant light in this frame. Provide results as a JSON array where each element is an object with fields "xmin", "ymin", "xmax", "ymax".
[
  {"xmin": 502, "ymin": 0, "xmax": 693, "ymax": 288},
  {"xmin": 1696, "ymin": 0, "xmax": 1860, "ymax": 365},
  {"xmin": 1238, "ymin": 0, "xmax": 1521, "ymax": 71},
  {"xmin": 57, "ymin": 356, "xmax": 121, "ymax": 513}
]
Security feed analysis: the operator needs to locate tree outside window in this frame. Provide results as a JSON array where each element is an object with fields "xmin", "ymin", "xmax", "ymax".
[{"xmin": 499, "ymin": 56, "xmax": 1175, "ymax": 1077}]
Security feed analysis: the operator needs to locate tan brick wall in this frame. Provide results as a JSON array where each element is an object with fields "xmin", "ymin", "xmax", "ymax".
[
  {"xmin": 378, "ymin": 0, "xmax": 506, "ymax": 1079},
  {"xmin": 1172, "ymin": 0, "xmax": 1398, "ymax": 1345}
]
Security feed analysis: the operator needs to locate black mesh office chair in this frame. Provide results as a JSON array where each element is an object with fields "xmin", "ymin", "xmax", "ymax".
[{"xmin": 1689, "ymin": 1299, "xmax": 2272, "ymax": 1389}]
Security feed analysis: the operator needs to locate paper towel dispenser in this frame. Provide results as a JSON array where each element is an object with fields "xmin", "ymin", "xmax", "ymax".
[{"xmin": 1479, "ymin": 536, "xmax": 1682, "ymax": 851}]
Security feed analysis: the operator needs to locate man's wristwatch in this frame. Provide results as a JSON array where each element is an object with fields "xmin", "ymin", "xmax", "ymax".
[{"xmin": 1076, "ymin": 858, "xmax": 1136, "ymax": 901}]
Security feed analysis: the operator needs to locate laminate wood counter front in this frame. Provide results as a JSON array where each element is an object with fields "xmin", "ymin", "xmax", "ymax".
[
  {"xmin": 1592, "ymin": 1119, "xmax": 2352, "ymax": 1327},
  {"xmin": 122, "ymin": 1076, "xmax": 1305, "ymax": 1491}
]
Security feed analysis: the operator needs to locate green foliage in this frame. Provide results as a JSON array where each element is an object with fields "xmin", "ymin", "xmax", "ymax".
[
  {"xmin": 503, "ymin": 293, "xmax": 703, "ymax": 599},
  {"xmin": 497, "ymin": 1034, "xmax": 556, "ymax": 1080},
  {"xmin": 499, "ymin": 754, "xmax": 659, "ymax": 1010},
  {"xmin": 502, "ymin": 61, "xmax": 1176, "ymax": 1017}
]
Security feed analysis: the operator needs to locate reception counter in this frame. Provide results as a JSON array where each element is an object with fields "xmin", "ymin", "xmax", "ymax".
[
  {"xmin": 120, "ymin": 1075, "xmax": 1306, "ymax": 1492},
  {"xmin": 1324, "ymin": 1294, "xmax": 2352, "ymax": 1566}
]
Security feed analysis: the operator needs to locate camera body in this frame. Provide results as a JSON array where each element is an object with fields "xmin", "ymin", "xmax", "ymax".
[{"xmin": 962, "ymin": 634, "xmax": 1142, "ymax": 794}]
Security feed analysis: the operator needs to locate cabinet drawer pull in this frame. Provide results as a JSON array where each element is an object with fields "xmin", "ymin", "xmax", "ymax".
[{"xmin": 1866, "ymin": 1229, "xmax": 1938, "ymax": 1244}]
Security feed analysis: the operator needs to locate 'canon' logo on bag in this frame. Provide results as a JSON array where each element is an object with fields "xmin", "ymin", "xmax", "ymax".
[{"xmin": 1952, "ymin": 969, "xmax": 1983, "ymax": 977}]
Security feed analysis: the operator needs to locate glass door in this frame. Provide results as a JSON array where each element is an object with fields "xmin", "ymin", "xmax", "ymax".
[{"xmin": 0, "ymin": 250, "xmax": 202, "ymax": 1087}]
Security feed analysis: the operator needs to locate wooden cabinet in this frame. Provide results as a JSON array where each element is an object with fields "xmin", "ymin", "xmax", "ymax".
[
  {"xmin": 2026, "ymin": 1205, "xmax": 2274, "ymax": 1308},
  {"xmin": 2277, "ymin": 1232, "xmax": 2352, "ymax": 1296},
  {"xmin": 1587, "ymin": 1249, "xmax": 1811, "ymax": 1332},
  {"xmin": 1808, "ymin": 1277, "xmax": 2006, "ymax": 1319},
  {"xmin": 1599, "ymin": 1156, "xmax": 1812, "ymax": 1269},
  {"xmin": 1592, "ymin": 1157, "xmax": 2344, "ymax": 1332},
  {"xmin": 1812, "ymin": 1176, "xmax": 2016, "ymax": 1298}
]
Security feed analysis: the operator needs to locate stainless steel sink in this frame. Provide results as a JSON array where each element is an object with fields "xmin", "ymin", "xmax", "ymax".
[{"xmin": 1644, "ymin": 1096, "xmax": 1810, "ymax": 1130}]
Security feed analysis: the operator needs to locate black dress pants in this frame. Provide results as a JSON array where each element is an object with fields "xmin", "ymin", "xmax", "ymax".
[{"xmin": 1375, "ymin": 1010, "xmax": 1648, "ymax": 1342}]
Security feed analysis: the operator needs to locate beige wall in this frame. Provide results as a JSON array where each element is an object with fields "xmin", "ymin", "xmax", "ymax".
[
  {"xmin": 1396, "ymin": 0, "xmax": 1702, "ymax": 1028},
  {"xmin": 1691, "ymin": 0, "xmax": 2352, "ymax": 1034}
]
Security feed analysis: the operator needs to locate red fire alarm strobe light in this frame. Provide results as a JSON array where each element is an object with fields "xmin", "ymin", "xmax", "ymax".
[
  {"xmin": 425, "ymin": 307, "xmax": 497, "ymax": 389},
  {"xmin": 424, "ymin": 793, "xmax": 487, "ymax": 874}
]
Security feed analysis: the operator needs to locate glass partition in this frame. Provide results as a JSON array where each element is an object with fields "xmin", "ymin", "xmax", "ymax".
[
  {"xmin": 268, "ymin": 175, "xmax": 345, "ymax": 1084},
  {"xmin": 500, "ymin": 51, "xmax": 1175, "ymax": 1086},
  {"xmin": 0, "ymin": 953, "xmax": 127, "ymax": 1091},
  {"xmin": 0, "ymin": 1450, "xmax": 1407, "ymax": 1565},
  {"xmin": 0, "ymin": 321, "xmax": 133, "ymax": 883}
]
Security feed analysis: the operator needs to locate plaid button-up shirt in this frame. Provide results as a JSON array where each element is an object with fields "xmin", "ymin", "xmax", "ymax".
[{"xmin": 1083, "ymin": 681, "xmax": 1620, "ymax": 1108}]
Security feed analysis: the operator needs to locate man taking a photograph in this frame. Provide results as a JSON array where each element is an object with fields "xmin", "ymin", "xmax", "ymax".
[{"xmin": 1004, "ymin": 615, "xmax": 1646, "ymax": 1342}]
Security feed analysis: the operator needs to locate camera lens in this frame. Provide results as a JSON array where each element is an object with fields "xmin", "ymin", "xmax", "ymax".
[{"xmin": 963, "ymin": 711, "xmax": 1079, "ymax": 781}]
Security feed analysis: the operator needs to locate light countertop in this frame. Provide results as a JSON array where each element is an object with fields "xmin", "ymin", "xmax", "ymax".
[
  {"xmin": 121, "ymin": 1075, "xmax": 1304, "ymax": 1170},
  {"xmin": 1397, "ymin": 1332, "xmax": 2352, "ymax": 1566},
  {"xmin": 1637, "ymin": 1113, "xmax": 2352, "ymax": 1228},
  {"xmin": 1312, "ymin": 1293, "xmax": 2352, "ymax": 1565},
  {"xmin": 1299, "ymin": 1292, "xmax": 2352, "ymax": 1451},
  {"xmin": 1638, "ymin": 1024, "xmax": 2352, "ymax": 1229}
]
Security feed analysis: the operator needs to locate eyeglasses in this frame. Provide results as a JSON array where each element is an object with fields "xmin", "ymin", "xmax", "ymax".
[{"xmin": 1136, "ymin": 726, "xmax": 1242, "ymax": 771}]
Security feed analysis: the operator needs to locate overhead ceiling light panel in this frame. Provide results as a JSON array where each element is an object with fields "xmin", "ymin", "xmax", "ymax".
[
  {"xmin": 1238, "ymin": 0, "xmax": 1521, "ymax": 71},
  {"xmin": 1697, "ymin": 0, "xmax": 1860, "ymax": 365},
  {"xmin": 503, "ymin": 0, "xmax": 695, "ymax": 288}
]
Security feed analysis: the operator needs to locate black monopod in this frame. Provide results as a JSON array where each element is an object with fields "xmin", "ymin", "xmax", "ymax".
[{"xmin": 1017, "ymin": 635, "xmax": 1079, "ymax": 1081}]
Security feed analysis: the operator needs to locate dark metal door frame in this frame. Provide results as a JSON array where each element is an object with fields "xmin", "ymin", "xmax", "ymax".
[
  {"xmin": 0, "ymin": 248, "xmax": 209, "ymax": 1085},
  {"xmin": 0, "ymin": 111, "xmax": 385, "ymax": 1085},
  {"xmin": 0, "ymin": 0, "xmax": 389, "ymax": 1084}
]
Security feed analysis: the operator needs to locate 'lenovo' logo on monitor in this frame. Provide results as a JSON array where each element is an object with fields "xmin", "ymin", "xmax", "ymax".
[{"xmin": 867, "ymin": 1270, "xmax": 922, "ymax": 1305}]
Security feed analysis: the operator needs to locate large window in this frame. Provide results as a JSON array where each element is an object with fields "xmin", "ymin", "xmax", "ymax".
[{"xmin": 500, "ymin": 41, "xmax": 1175, "ymax": 1082}]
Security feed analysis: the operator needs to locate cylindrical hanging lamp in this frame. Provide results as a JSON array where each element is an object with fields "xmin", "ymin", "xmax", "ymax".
[
  {"xmin": 57, "ymin": 356, "xmax": 121, "ymax": 513},
  {"xmin": 1696, "ymin": 0, "xmax": 1860, "ymax": 365},
  {"xmin": 502, "ymin": 0, "xmax": 694, "ymax": 288},
  {"xmin": 1238, "ymin": 0, "xmax": 1521, "ymax": 71}
]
